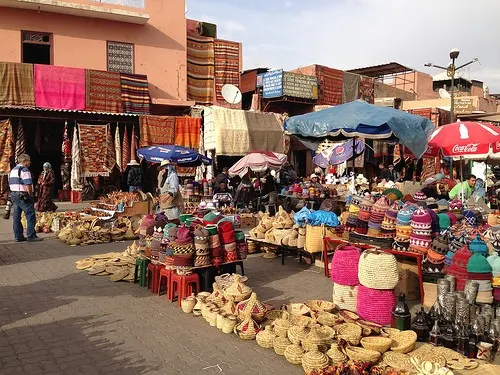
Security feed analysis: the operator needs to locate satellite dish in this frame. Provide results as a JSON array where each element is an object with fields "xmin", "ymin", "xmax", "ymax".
[
  {"xmin": 185, "ymin": 4, "xmax": 188, "ymax": 14},
  {"xmin": 439, "ymin": 88, "xmax": 451, "ymax": 99},
  {"xmin": 221, "ymin": 84, "xmax": 242, "ymax": 105}
]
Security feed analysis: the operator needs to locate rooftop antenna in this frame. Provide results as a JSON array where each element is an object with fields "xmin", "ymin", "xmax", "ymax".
[{"xmin": 221, "ymin": 84, "xmax": 242, "ymax": 108}]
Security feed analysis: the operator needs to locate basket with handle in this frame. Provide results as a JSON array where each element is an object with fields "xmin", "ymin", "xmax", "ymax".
[{"xmin": 305, "ymin": 224, "xmax": 338, "ymax": 254}]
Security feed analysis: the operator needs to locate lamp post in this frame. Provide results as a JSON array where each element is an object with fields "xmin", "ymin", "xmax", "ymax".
[{"xmin": 424, "ymin": 49, "xmax": 478, "ymax": 121}]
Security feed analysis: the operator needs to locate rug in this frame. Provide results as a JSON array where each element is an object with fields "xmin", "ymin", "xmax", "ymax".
[
  {"xmin": 120, "ymin": 73, "xmax": 151, "ymax": 114},
  {"xmin": 359, "ymin": 76, "xmax": 375, "ymax": 104},
  {"xmin": 316, "ymin": 65, "xmax": 343, "ymax": 105},
  {"xmin": 78, "ymin": 124, "xmax": 110, "ymax": 177},
  {"xmin": 106, "ymin": 124, "xmax": 116, "ymax": 172},
  {"xmin": 244, "ymin": 111, "xmax": 284, "ymax": 154},
  {"xmin": 187, "ymin": 35, "xmax": 215, "ymax": 105},
  {"xmin": 214, "ymin": 39, "xmax": 240, "ymax": 105},
  {"xmin": 115, "ymin": 125, "xmax": 122, "ymax": 171},
  {"xmin": 15, "ymin": 121, "xmax": 26, "ymax": 162},
  {"xmin": 139, "ymin": 115, "xmax": 175, "ymax": 147},
  {"xmin": 122, "ymin": 126, "xmax": 130, "ymax": 172},
  {"xmin": 0, "ymin": 62, "xmax": 35, "ymax": 106},
  {"xmin": 0, "ymin": 119, "xmax": 13, "ymax": 175},
  {"xmin": 342, "ymin": 72, "xmax": 360, "ymax": 103},
  {"xmin": 86, "ymin": 70, "xmax": 123, "ymax": 113},
  {"xmin": 34, "ymin": 65, "xmax": 85, "ymax": 110},
  {"xmin": 175, "ymin": 117, "xmax": 201, "ymax": 149}
]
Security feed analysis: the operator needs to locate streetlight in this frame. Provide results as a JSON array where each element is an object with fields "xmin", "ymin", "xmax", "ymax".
[{"xmin": 424, "ymin": 49, "xmax": 479, "ymax": 121}]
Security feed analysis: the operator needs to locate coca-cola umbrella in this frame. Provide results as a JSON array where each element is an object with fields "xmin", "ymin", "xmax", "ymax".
[
  {"xmin": 228, "ymin": 152, "xmax": 287, "ymax": 177},
  {"xmin": 427, "ymin": 121, "xmax": 500, "ymax": 158}
]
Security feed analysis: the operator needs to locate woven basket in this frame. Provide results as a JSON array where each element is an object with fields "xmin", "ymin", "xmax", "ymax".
[
  {"xmin": 331, "ymin": 244, "xmax": 361, "ymax": 286},
  {"xmin": 356, "ymin": 319, "xmax": 382, "ymax": 335},
  {"xmin": 304, "ymin": 300, "xmax": 336, "ymax": 313},
  {"xmin": 289, "ymin": 314, "xmax": 313, "ymax": 327},
  {"xmin": 305, "ymin": 225, "xmax": 338, "ymax": 254},
  {"xmin": 221, "ymin": 315, "xmax": 238, "ymax": 334},
  {"xmin": 390, "ymin": 330, "xmax": 417, "ymax": 353},
  {"xmin": 358, "ymin": 250, "xmax": 399, "ymax": 290},
  {"xmin": 336, "ymin": 323, "xmax": 362, "ymax": 345},
  {"xmin": 288, "ymin": 325, "xmax": 311, "ymax": 345},
  {"xmin": 284, "ymin": 344, "xmax": 305, "ymax": 365},
  {"xmin": 256, "ymin": 326, "xmax": 276, "ymax": 349},
  {"xmin": 381, "ymin": 327, "xmax": 401, "ymax": 338},
  {"xmin": 234, "ymin": 314, "xmax": 261, "ymax": 340},
  {"xmin": 315, "ymin": 312, "xmax": 343, "ymax": 327},
  {"xmin": 360, "ymin": 336, "xmax": 393, "ymax": 353},
  {"xmin": 332, "ymin": 284, "xmax": 358, "ymax": 312},
  {"xmin": 274, "ymin": 336, "xmax": 292, "ymax": 356},
  {"xmin": 237, "ymin": 292, "xmax": 267, "ymax": 322},
  {"xmin": 382, "ymin": 351, "xmax": 413, "ymax": 371},
  {"xmin": 344, "ymin": 346, "xmax": 381, "ymax": 363},
  {"xmin": 273, "ymin": 312, "xmax": 292, "ymax": 338},
  {"xmin": 302, "ymin": 325, "xmax": 335, "ymax": 352},
  {"xmin": 281, "ymin": 303, "xmax": 311, "ymax": 316},
  {"xmin": 356, "ymin": 285, "xmax": 396, "ymax": 326},
  {"xmin": 302, "ymin": 347, "xmax": 330, "ymax": 374},
  {"xmin": 265, "ymin": 309, "xmax": 283, "ymax": 323},
  {"xmin": 215, "ymin": 273, "xmax": 249, "ymax": 290},
  {"xmin": 338, "ymin": 310, "xmax": 360, "ymax": 323},
  {"xmin": 326, "ymin": 343, "xmax": 347, "ymax": 364},
  {"xmin": 224, "ymin": 274, "xmax": 252, "ymax": 303}
]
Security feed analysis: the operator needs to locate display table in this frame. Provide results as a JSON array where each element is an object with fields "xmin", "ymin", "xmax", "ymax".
[{"xmin": 246, "ymin": 237, "xmax": 306, "ymax": 265}]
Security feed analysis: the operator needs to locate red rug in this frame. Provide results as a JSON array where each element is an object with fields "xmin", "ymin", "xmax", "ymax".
[
  {"xmin": 214, "ymin": 39, "xmax": 240, "ymax": 106},
  {"xmin": 139, "ymin": 115, "xmax": 175, "ymax": 147},
  {"xmin": 187, "ymin": 35, "xmax": 215, "ymax": 105},
  {"xmin": 78, "ymin": 124, "xmax": 109, "ymax": 177},
  {"xmin": 359, "ymin": 76, "xmax": 375, "ymax": 104},
  {"xmin": 86, "ymin": 70, "xmax": 122, "ymax": 113},
  {"xmin": 316, "ymin": 65, "xmax": 343, "ymax": 105}
]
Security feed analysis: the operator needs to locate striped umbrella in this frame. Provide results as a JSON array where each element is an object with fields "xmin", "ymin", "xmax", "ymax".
[{"xmin": 121, "ymin": 126, "xmax": 130, "ymax": 172}]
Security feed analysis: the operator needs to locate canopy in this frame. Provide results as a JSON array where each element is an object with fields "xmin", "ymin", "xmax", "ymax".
[
  {"xmin": 313, "ymin": 139, "xmax": 365, "ymax": 167},
  {"xmin": 229, "ymin": 152, "xmax": 287, "ymax": 177},
  {"xmin": 137, "ymin": 145, "xmax": 212, "ymax": 167},
  {"xmin": 284, "ymin": 100, "xmax": 435, "ymax": 158}
]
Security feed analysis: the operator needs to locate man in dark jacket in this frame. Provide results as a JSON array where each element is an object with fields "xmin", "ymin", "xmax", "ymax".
[{"xmin": 127, "ymin": 160, "xmax": 142, "ymax": 192}]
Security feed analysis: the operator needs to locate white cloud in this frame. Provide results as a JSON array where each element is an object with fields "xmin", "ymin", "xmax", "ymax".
[
  {"xmin": 188, "ymin": 0, "xmax": 500, "ymax": 91},
  {"xmin": 284, "ymin": 1, "xmax": 293, "ymax": 8}
]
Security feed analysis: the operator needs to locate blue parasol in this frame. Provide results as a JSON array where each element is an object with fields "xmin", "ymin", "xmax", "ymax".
[{"xmin": 137, "ymin": 145, "xmax": 212, "ymax": 167}]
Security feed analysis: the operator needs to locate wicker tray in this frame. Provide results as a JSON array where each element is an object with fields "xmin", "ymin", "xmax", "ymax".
[{"xmin": 349, "ymin": 232, "xmax": 393, "ymax": 248}]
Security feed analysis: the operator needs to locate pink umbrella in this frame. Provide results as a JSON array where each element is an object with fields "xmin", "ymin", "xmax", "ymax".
[{"xmin": 229, "ymin": 152, "xmax": 287, "ymax": 177}]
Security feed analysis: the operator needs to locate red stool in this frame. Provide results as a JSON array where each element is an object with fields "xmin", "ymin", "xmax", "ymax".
[
  {"xmin": 158, "ymin": 268, "xmax": 173, "ymax": 299},
  {"xmin": 147, "ymin": 263, "xmax": 163, "ymax": 294},
  {"xmin": 170, "ymin": 273, "xmax": 201, "ymax": 306}
]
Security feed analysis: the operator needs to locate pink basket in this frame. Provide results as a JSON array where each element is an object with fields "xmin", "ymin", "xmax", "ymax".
[
  {"xmin": 331, "ymin": 245, "xmax": 361, "ymax": 286},
  {"xmin": 356, "ymin": 285, "xmax": 395, "ymax": 326}
]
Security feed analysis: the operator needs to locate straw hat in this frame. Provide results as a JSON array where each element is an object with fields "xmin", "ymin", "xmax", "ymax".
[{"xmin": 127, "ymin": 160, "xmax": 139, "ymax": 166}]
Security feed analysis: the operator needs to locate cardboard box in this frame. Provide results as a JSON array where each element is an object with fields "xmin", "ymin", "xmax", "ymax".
[{"xmin": 394, "ymin": 260, "xmax": 420, "ymax": 301}]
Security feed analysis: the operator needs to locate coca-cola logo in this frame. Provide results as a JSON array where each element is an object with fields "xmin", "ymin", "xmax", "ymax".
[{"xmin": 452, "ymin": 143, "xmax": 479, "ymax": 153}]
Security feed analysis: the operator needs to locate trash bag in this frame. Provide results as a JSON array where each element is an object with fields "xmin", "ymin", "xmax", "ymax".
[
  {"xmin": 306, "ymin": 210, "xmax": 340, "ymax": 227},
  {"xmin": 294, "ymin": 206, "xmax": 311, "ymax": 227}
]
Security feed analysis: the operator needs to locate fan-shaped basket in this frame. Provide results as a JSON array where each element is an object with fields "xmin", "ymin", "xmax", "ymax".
[
  {"xmin": 390, "ymin": 330, "xmax": 417, "ymax": 353},
  {"xmin": 336, "ymin": 323, "xmax": 362, "ymax": 346},
  {"xmin": 360, "ymin": 336, "xmax": 393, "ymax": 353},
  {"xmin": 304, "ymin": 300, "xmax": 336, "ymax": 313},
  {"xmin": 344, "ymin": 346, "xmax": 381, "ymax": 363},
  {"xmin": 281, "ymin": 303, "xmax": 311, "ymax": 316}
]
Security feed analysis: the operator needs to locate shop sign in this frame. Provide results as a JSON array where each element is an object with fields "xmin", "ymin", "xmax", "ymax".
[
  {"xmin": 454, "ymin": 98, "xmax": 473, "ymax": 114},
  {"xmin": 262, "ymin": 70, "xmax": 283, "ymax": 98},
  {"xmin": 282, "ymin": 72, "xmax": 318, "ymax": 99}
]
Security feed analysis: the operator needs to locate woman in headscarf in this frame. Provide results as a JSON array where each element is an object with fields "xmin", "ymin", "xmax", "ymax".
[
  {"xmin": 36, "ymin": 162, "xmax": 57, "ymax": 212},
  {"xmin": 157, "ymin": 160, "xmax": 183, "ymax": 220}
]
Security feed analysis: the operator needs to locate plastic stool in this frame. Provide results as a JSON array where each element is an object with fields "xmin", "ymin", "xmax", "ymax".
[
  {"xmin": 158, "ymin": 268, "xmax": 173, "ymax": 298},
  {"xmin": 134, "ymin": 258, "xmax": 151, "ymax": 287},
  {"xmin": 147, "ymin": 263, "xmax": 163, "ymax": 294},
  {"xmin": 170, "ymin": 273, "xmax": 200, "ymax": 306}
]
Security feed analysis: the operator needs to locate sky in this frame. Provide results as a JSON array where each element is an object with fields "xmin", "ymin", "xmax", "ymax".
[{"xmin": 187, "ymin": 0, "xmax": 500, "ymax": 92}]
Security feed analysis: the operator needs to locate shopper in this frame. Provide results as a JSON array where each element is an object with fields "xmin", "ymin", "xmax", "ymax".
[
  {"xmin": 215, "ymin": 167, "xmax": 230, "ymax": 186},
  {"xmin": 126, "ymin": 160, "xmax": 142, "ymax": 192},
  {"xmin": 420, "ymin": 177, "xmax": 449, "ymax": 200},
  {"xmin": 9, "ymin": 154, "xmax": 42, "ymax": 242},
  {"xmin": 310, "ymin": 173, "xmax": 324, "ymax": 192},
  {"xmin": 158, "ymin": 160, "xmax": 183, "ymax": 220},
  {"xmin": 449, "ymin": 174, "xmax": 477, "ymax": 200},
  {"xmin": 36, "ymin": 162, "xmax": 57, "ymax": 212}
]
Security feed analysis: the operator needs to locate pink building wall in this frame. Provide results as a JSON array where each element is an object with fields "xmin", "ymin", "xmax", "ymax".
[{"xmin": 0, "ymin": 0, "xmax": 187, "ymax": 103}]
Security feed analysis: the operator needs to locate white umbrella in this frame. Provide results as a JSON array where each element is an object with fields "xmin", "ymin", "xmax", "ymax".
[{"xmin": 70, "ymin": 126, "xmax": 83, "ymax": 190}]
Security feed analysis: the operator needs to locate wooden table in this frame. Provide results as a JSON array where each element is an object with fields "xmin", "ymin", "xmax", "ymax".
[{"xmin": 246, "ymin": 237, "xmax": 305, "ymax": 265}]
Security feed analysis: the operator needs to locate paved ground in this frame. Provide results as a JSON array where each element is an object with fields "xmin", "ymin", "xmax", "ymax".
[{"xmin": 0, "ymin": 230, "xmax": 333, "ymax": 375}]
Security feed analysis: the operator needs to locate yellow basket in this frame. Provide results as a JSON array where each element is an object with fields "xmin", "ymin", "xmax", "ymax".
[{"xmin": 304, "ymin": 225, "xmax": 337, "ymax": 254}]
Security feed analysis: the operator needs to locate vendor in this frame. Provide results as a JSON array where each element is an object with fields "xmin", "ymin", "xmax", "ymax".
[
  {"xmin": 379, "ymin": 163, "xmax": 399, "ymax": 182},
  {"xmin": 214, "ymin": 181, "xmax": 230, "ymax": 194},
  {"xmin": 449, "ymin": 174, "xmax": 476, "ymax": 200},
  {"xmin": 158, "ymin": 160, "xmax": 183, "ymax": 220},
  {"xmin": 215, "ymin": 167, "xmax": 230, "ymax": 187},
  {"xmin": 310, "ymin": 174, "xmax": 324, "ymax": 192},
  {"xmin": 420, "ymin": 178, "xmax": 449, "ymax": 200}
]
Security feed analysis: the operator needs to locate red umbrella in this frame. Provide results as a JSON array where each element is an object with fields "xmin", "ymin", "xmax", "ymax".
[{"xmin": 427, "ymin": 121, "xmax": 500, "ymax": 158}]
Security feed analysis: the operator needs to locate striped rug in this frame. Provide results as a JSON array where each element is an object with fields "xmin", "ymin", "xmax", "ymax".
[
  {"xmin": 120, "ymin": 73, "xmax": 151, "ymax": 114},
  {"xmin": 187, "ymin": 35, "xmax": 215, "ymax": 105},
  {"xmin": 86, "ymin": 69, "xmax": 123, "ymax": 113},
  {"xmin": 214, "ymin": 39, "xmax": 240, "ymax": 105},
  {"xmin": 316, "ymin": 65, "xmax": 343, "ymax": 106}
]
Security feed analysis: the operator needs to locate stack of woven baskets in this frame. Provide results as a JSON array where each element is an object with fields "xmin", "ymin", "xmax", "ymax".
[
  {"xmin": 207, "ymin": 225, "xmax": 224, "ymax": 265},
  {"xmin": 172, "ymin": 225, "xmax": 195, "ymax": 275},
  {"xmin": 331, "ymin": 244, "xmax": 361, "ymax": 312},
  {"xmin": 357, "ymin": 250, "xmax": 398, "ymax": 326},
  {"xmin": 194, "ymin": 228, "xmax": 211, "ymax": 267},
  {"xmin": 219, "ymin": 221, "xmax": 238, "ymax": 263}
]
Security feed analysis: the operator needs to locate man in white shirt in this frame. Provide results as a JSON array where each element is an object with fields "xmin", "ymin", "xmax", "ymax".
[{"xmin": 8, "ymin": 154, "xmax": 43, "ymax": 242}]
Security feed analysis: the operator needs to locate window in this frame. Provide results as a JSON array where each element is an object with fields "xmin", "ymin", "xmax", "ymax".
[
  {"xmin": 21, "ymin": 31, "xmax": 52, "ymax": 65},
  {"xmin": 107, "ymin": 41, "xmax": 134, "ymax": 74}
]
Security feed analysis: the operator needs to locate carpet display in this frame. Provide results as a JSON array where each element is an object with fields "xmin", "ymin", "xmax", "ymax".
[
  {"xmin": 0, "ymin": 119, "xmax": 13, "ymax": 175},
  {"xmin": 342, "ymin": 72, "xmax": 360, "ymax": 104},
  {"xmin": 15, "ymin": 121, "xmax": 26, "ymax": 162},
  {"xmin": 139, "ymin": 115, "xmax": 175, "ymax": 147},
  {"xmin": 122, "ymin": 126, "xmax": 130, "ymax": 172},
  {"xmin": 316, "ymin": 65, "xmax": 343, "ymax": 106},
  {"xmin": 0, "ymin": 62, "xmax": 35, "ymax": 106},
  {"xmin": 78, "ymin": 124, "xmax": 110, "ymax": 177},
  {"xmin": 34, "ymin": 65, "xmax": 85, "ymax": 110},
  {"xmin": 120, "ymin": 73, "xmax": 150, "ymax": 114},
  {"xmin": 86, "ymin": 69, "xmax": 123, "ymax": 113},
  {"xmin": 175, "ymin": 117, "xmax": 201, "ymax": 149},
  {"xmin": 187, "ymin": 35, "xmax": 215, "ymax": 105},
  {"xmin": 106, "ymin": 124, "xmax": 116, "ymax": 172},
  {"xmin": 214, "ymin": 39, "xmax": 240, "ymax": 105},
  {"xmin": 358, "ymin": 76, "xmax": 375, "ymax": 104}
]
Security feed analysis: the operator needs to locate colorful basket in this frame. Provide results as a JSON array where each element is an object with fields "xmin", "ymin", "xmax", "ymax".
[
  {"xmin": 332, "ymin": 283, "xmax": 358, "ymax": 312},
  {"xmin": 356, "ymin": 285, "xmax": 396, "ymax": 326},
  {"xmin": 331, "ymin": 244, "xmax": 361, "ymax": 286},
  {"xmin": 358, "ymin": 250, "xmax": 399, "ymax": 290}
]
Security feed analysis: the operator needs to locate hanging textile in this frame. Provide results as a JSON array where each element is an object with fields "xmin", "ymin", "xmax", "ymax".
[
  {"xmin": 130, "ymin": 125, "xmax": 137, "ymax": 162},
  {"xmin": 138, "ymin": 115, "xmax": 175, "ymax": 147},
  {"xmin": 316, "ymin": 65, "xmax": 343, "ymax": 106},
  {"xmin": 15, "ymin": 120, "xmax": 26, "ymax": 162},
  {"xmin": 70, "ymin": 126, "xmax": 83, "ymax": 190},
  {"xmin": 175, "ymin": 117, "xmax": 201, "ymax": 149},
  {"xmin": 0, "ymin": 62, "xmax": 35, "ymax": 106},
  {"xmin": 187, "ymin": 35, "xmax": 215, "ymax": 105},
  {"xmin": 393, "ymin": 144, "xmax": 402, "ymax": 166},
  {"xmin": 342, "ymin": 72, "xmax": 360, "ymax": 104},
  {"xmin": 34, "ymin": 65, "xmax": 85, "ymax": 110},
  {"xmin": 120, "ymin": 73, "xmax": 150, "ymax": 114},
  {"xmin": 115, "ymin": 125, "xmax": 122, "ymax": 171},
  {"xmin": 62, "ymin": 121, "xmax": 71, "ymax": 162},
  {"xmin": 0, "ymin": 119, "xmax": 13, "ymax": 175},
  {"xmin": 85, "ymin": 69, "xmax": 123, "ymax": 113},
  {"xmin": 421, "ymin": 158, "xmax": 436, "ymax": 182},
  {"xmin": 78, "ymin": 124, "xmax": 109, "ymax": 177},
  {"xmin": 214, "ymin": 39, "xmax": 240, "ymax": 105},
  {"xmin": 359, "ymin": 76, "xmax": 375, "ymax": 104},
  {"xmin": 373, "ymin": 140, "xmax": 389, "ymax": 158},
  {"xmin": 121, "ymin": 126, "xmax": 130, "ymax": 172},
  {"xmin": 106, "ymin": 124, "xmax": 116, "ymax": 172}
]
